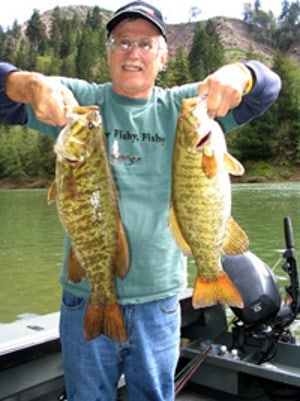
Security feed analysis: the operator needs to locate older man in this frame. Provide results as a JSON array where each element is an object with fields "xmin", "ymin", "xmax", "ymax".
[{"xmin": 0, "ymin": 1, "xmax": 281, "ymax": 400}]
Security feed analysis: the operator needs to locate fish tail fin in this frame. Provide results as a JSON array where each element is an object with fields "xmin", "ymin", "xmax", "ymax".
[
  {"xmin": 192, "ymin": 272, "xmax": 243, "ymax": 309},
  {"xmin": 84, "ymin": 301, "xmax": 127, "ymax": 342},
  {"xmin": 113, "ymin": 220, "xmax": 129, "ymax": 278},
  {"xmin": 222, "ymin": 217, "xmax": 249, "ymax": 255},
  {"xmin": 67, "ymin": 247, "xmax": 86, "ymax": 282}
]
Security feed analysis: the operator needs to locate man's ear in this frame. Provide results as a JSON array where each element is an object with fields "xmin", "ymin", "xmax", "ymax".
[
  {"xmin": 159, "ymin": 51, "xmax": 168, "ymax": 71},
  {"xmin": 106, "ymin": 51, "xmax": 111, "ymax": 67}
]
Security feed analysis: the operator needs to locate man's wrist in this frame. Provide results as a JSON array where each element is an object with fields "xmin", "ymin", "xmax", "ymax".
[{"xmin": 234, "ymin": 63, "xmax": 254, "ymax": 95}]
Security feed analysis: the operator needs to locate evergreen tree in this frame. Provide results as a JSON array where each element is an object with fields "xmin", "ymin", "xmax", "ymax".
[
  {"xmin": 0, "ymin": 26, "xmax": 6, "ymax": 59},
  {"xmin": 188, "ymin": 22, "xmax": 208, "ymax": 81},
  {"xmin": 272, "ymin": 51, "xmax": 300, "ymax": 164},
  {"xmin": 188, "ymin": 20, "xmax": 225, "ymax": 81},
  {"xmin": 87, "ymin": 6, "xmax": 104, "ymax": 32},
  {"xmin": 76, "ymin": 26, "xmax": 100, "ymax": 81},
  {"xmin": 26, "ymin": 10, "xmax": 48, "ymax": 54},
  {"xmin": 14, "ymin": 38, "xmax": 31, "ymax": 70},
  {"xmin": 160, "ymin": 44, "xmax": 191, "ymax": 87},
  {"xmin": 254, "ymin": 0, "xmax": 261, "ymax": 12},
  {"xmin": 279, "ymin": 0, "xmax": 291, "ymax": 20},
  {"xmin": 49, "ymin": 7, "xmax": 63, "ymax": 56},
  {"xmin": 205, "ymin": 20, "xmax": 225, "ymax": 70}
]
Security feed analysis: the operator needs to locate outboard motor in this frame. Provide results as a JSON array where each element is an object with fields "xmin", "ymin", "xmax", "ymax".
[
  {"xmin": 222, "ymin": 251, "xmax": 281, "ymax": 327},
  {"xmin": 222, "ymin": 217, "xmax": 300, "ymax": 364}
]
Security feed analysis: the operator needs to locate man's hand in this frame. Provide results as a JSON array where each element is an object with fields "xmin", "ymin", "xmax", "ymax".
[
  {"xmin": 198, "ymin": 63, "xmax": 253, "ymax": 118},
  {"xmin": 5, "ymin": 71, "xmax": 78, "ymax": 126}
]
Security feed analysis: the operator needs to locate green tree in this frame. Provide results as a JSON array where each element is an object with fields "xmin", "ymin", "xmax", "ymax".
[
  {"xmin": 0, "ymin": 26, "xmax": 6, "ymax": 59},
  {"xmin": 160, "ymin": 44, "xmax": 191, "ymax": 87},
  {"xmin": 188, "ymin": 23, "xmax": 209, "ymax": 81},
  {"xmin": 204, "ymin": 20, "xmax": 225, "ymax": 70},
  {"xmin": 272, "ymin": 51, "xmax": 300, "ymax": 164},
  {"xmin": 76, "ymin": 26, "xmax": 98, "ymax": 80},
  {"xmin": 0, "ymin": 127, "xmax": 23, "ymax": 178},
  {"xmin": 188, "ymin": 20, "xmax": 225, "ymax": 81},
  {"xmin": 231, "ymin": 52, "xmax": 300, "ymax": 164},
  {"xmin": 86, "ymin": 6, "xmax": 104, "ymax": 32},
  {"xmin": 26, "ymin": 10, "xmax": 48, "ymax": 54},
  {"xmin": 49, "ymin": 7, "xmax": 63, "ymax": 56}
]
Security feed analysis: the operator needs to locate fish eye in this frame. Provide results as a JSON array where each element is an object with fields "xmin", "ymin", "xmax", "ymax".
[{"xmin": 88, "ymin": 122, "xmax": 95, "ymax": 129}]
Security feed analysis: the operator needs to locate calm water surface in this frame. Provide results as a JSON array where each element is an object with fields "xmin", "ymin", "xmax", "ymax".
[
  {"xmin": 0, "ymin": 189, "xmax": 63, "ymax": 322},
  {"xmin": 1, "ymin": 183, "xmax": 300, "ymax": 337}
]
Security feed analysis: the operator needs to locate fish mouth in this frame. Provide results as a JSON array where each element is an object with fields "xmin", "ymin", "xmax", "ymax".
[
  {"xmin": 63, "ymin": 157, "xmax": 79, "ymax": 165},
  {"xmin": 196, "ymin": 131, "xmax": 211, "ymax": 149}
]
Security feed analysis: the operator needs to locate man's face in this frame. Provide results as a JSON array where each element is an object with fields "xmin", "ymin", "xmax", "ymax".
[{"xmin": 107, "ymin": 18, "xmax": 168, "ymax": 98}]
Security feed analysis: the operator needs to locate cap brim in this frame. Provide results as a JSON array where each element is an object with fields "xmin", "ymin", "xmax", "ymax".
[{"xmin": 106, "ymin": 11, "xmax": 167, "ymax": 41}]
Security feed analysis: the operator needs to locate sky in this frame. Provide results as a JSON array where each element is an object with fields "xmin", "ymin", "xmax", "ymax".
[{"xmin": 0, "ymin": 0, "xmax": 284, "ymax": 30}]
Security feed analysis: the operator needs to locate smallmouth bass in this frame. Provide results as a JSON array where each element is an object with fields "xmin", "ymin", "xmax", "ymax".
[
  {"xmin": 170, "ymin": 97, "xmax": 248, "ymax": 309},
  {"xmin": 48, "ymin": 105, "xmax": 129, "ymax": 341}
]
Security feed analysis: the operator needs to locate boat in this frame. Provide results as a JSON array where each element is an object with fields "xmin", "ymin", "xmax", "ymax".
[{"xmin": 1, "ymin": 217, "xmax": 300, "ymax": 401}]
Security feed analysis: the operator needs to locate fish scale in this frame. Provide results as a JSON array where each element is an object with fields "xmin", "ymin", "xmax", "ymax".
[
  {"xmin": 48, "ymin": 105, "xmax": 129, "ymax": 341},
  {"xmin": 170, "ymin": 97, "xmax": 249, "ymax": 310}
]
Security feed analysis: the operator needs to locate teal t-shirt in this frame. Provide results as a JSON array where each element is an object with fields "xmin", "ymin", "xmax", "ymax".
[{"xmin": 27, "ymin": 80, "xmax": 236, "ymax": 304}]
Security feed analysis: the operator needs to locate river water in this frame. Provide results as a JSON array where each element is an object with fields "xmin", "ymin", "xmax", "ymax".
[{"xmin": 0, "ymin": 183, "xmax": 300, "ymax": 337}]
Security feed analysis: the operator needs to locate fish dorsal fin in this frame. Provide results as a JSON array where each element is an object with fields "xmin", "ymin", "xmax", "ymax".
[
  {"xmin": 222, "ymin": 217, "xmax": 249, "ymax": 255},
  {"xmin": 223, "ymin": 152, "xmax": 245, "ymax": 176},
  {"xmin": 202, "ymin": 153, "xmax": 218, "ymax": 178},
  {"xmin": 169, "ymin": 204, "xmax": 192, "ymax": 255}
]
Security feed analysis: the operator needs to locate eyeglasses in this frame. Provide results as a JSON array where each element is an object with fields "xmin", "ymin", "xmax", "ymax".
[{"xmin": 107, "ymin": 36, "xmax": 162, "ymax": 59}]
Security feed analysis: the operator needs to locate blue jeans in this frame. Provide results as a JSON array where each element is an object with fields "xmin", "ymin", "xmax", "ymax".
[{"xmin": 59, "ymin": 290, "xmax": 181, "ymax": 401}]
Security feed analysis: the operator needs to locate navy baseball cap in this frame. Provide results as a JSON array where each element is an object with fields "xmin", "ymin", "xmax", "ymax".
[{"xmin": 106, "ymin": 1, "xmax": 167, "ymax": 41}]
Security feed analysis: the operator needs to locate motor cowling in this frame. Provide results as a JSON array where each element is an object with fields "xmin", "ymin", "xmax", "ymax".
[{"xmin": 222, "ymin": 251, "xmax": 281, "ymax": 326}]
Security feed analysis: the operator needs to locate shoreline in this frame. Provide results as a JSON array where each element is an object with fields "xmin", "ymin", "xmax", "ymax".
[{"xmin": 1, "ymin": 166, "xmax": 300, "ymax": 189}]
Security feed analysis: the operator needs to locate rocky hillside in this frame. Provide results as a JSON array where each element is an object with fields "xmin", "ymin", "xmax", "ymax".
[
  {"xmin": 167, "ymin": 17, "xmax": 298, "ymax": 67},
  {"xmin": 38, "ymin": 6, "xmax": 299, "ymax": 68}
]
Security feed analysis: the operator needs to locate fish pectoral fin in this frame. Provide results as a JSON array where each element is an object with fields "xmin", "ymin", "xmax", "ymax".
[
  {"xmin": 192, "ymin": 272, "xmax": 244, "ymax": 309},
  {"xmin": 201, "ymin": 153, "xmax": 218, "ymax": 178},
  {"xmin": 47, "ymin": 181, "xmax": 57, "ymax": 204},
  {"xmin": 222, "ymin": 217, "xmax": 249, "ymax": 255},
  {"xmin": 67, "ymin": 247, "xmax": 86, "ymax": 283},
  {"xmin": 84, "ymin": 300, "xmax": 127, "ymax": 342},
  {"xmin": 224, "ymin": 152, "xmax": 245, "ymax": 176},
  {"xmin": 113, "ymin": 220, "xmax": 129, "ymax": 279},
  {"xmin": 169, "ymin": 204, "xmax": 192, "ymax": 255}
]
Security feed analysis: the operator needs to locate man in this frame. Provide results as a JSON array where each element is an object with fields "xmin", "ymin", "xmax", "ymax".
[{"xmin": 0, "ymin": 1, "xmax": 281, "ymax": 400}]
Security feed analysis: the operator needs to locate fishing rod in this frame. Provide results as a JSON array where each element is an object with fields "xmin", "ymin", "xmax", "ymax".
[
  {"xmin": 282, "ymin": 216, "xmax": 300, "ymax": 317},
  {"xmin": 174, "ymin": 315, "xmax": 235, "ymax": 396},
  {"xmin": 272, "ymin": 216, "xmax": 300, "ymax": 334}
]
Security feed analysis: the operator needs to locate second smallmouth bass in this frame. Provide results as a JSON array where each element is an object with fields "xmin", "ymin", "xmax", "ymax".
[
  {"xmin": 170, "ymin": 97, "xmax": 249, "ymax": 309},
  {"xmin": 48, "ymin": 106, "xmax": 129, "ymax": 341}
]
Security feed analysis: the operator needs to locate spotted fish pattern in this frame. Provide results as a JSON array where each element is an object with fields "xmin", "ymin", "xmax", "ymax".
[
  {"xmin": 169, "ymin": 97, "xmax": 248, "ymax": 310},
  {"xmin": 48, "ymin": 106, "xmax": 128, "ymax": 341}
]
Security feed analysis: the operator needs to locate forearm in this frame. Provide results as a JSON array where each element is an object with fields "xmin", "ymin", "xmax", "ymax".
[
  {"xmin": 5, "ymin": 69, "xmax": 45, "ymax": 104},
  {"xmin": 0, "ymin": 62, "xmax": 78, "ymax": 126}
]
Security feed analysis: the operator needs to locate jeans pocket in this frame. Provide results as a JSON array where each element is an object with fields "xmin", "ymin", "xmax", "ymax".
[
  {"xmin": 62, "ymin": 289, "xmax": 85, "ymax": 311},
  {"xmin": 158, "ymin": 295, "xmax": 179, "ymax": 314}
]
